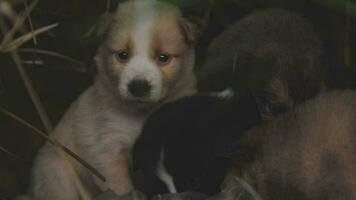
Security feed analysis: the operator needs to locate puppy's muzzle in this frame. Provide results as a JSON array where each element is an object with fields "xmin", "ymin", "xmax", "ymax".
[{"xmin": 128, "ymin": 80, "xmax": 152, "ymax": 98}]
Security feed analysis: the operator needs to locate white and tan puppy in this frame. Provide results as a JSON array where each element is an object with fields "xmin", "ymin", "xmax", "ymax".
[{"xmin": 26, "ymin": 0, "xmax": 197, "ymax": 199}]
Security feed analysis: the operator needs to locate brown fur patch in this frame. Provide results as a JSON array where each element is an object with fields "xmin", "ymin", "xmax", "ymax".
[
  {"xmin": 225, "ymin": 90, "xmax": 356, "ymax": 200},
  {"xmin": 149, "ymin": 13, "xmax": 187, "ymax": 83}
]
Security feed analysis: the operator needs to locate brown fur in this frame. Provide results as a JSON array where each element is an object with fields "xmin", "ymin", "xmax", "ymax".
[
  {"xmin": 223, "ymin": 90, "xmax": 356, "ymax": 200},
  {"xmin": 149, "ymin": 14, "xmax": 187, "ymax": 83}
]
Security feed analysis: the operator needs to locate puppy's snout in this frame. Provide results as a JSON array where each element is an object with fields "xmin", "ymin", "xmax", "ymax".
[{"xmin": 128, "ymin": 80, "xmax": 152, "ymax": 98}]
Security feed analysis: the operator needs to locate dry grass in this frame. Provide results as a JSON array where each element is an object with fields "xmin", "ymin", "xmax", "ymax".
[
  {"xmin": 18, "ymin": 48, "xmax": 86, "ymax": 72},
  {"xmin": 1, "ymin": 23, "xmax": 58, "ymax": 52},
  {"xmin": 0, "ymin": 0, "xmax": 105, "ymax": 199},
  {"xmin": 0, "ymin": 107, "xmax": 105, "ymax": 181},
  {"xmin": 0, "ymin": 145, "xmax": 23, "ymax": 161}
]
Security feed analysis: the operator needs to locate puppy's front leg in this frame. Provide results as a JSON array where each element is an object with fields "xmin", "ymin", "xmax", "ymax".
[{"xmin": 94, "ymin": 148, "xmax": 133, "ymax": 196}]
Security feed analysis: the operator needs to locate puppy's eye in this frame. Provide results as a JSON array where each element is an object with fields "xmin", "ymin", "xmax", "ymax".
[
  {"xmin": 116, "ymin": 50, "xmax": 130, "ymax": 62},
  {"xmin": 157, "ymin": 53, "xmax": 171, "ymax": 65}
]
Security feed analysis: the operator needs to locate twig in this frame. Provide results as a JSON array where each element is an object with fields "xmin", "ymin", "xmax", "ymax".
[
  {"xmin": 0, "ymin": 3, "xmax": 98, "ymax": 199},
  {"xmin": 1, "ymin": 23, "xmax": 59, "ymax": 52},
  {"xmin": 24, "ymin": 1, "xmax": 37, "ymax": 45},
  {"xmin": 0, "ymin": 13, "xmax": 54, "ymax": 132},
  {"xmin": 1, "ymin": 0, "xmax": 38, "ymax": 46},
  {"xmin": 10, "ymin": 52, "xmax": 54, "ymax": 131},
  {"xmin": 0, "ymin": 107, "xmax": 106, "ymax": 182},
  {"xmin": 0, "ymin": 1, "xmax": 17, "ymax": 23},
  {"xmin": 0, "ymin": 145, "xmax": 23, "ymax": 161},
  {"xmin": 21, "ymin": 59, "xmax": 43, "ymax": 65},
  {"xmin": 56, "ymin": 147, "xmax": 91, "ymax": 200},
  {"xmin": 19, "ymin": 48, "xmax": 86, "ymax": 72},
  {"xmin": 0, "ymin": 23, "xmax": 58, "ymax": 133}
]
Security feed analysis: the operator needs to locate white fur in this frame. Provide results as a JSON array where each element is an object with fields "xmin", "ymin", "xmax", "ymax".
[
  {"xmin": 156, "ymin": 149, "xmax": 178, "ymax": 193},
  {"xmin": 211, "ymin": 88, "xmax": 235, "ymax": 99},
  {"xmin": 234, "ymin": 177, "xmax": 263, "ymax": 200},
  {"xmin": 119, "ymin": 0, "xmax": 164, "ymax": 102},
  {"xmin": 25, "ymin": 1, "xmax": 196, "ymax": 199}
]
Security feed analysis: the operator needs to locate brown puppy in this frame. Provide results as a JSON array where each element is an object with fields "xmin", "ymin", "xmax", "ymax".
[
  {"xmin": 198, "ymin": 9, "xmax": 326, "ymax": 118},
  {"xmin": 222, "ymin": 90, "xmax": 356, "ymax": 200}
]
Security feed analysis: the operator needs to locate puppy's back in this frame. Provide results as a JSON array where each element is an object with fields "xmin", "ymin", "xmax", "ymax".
[{"xmin": 226, "ymin": 90, "xmax": 356, "ymax": 200}]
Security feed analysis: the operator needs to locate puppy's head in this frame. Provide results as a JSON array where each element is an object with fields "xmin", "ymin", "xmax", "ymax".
[{"xmin": 95, "ymin": 0, "xmax": 198, "ymax": 105}]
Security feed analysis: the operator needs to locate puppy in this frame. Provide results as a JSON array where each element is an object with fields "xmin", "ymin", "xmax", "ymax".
[
  {"xmin": 133, "ymin": 90, "xmax": 261, "ymax": 198},
  {"xmin": 25, "ymin": 0, "xmax": 198, "ymax": 199},
  {"xmin": 222, "ymin": 90, "xmax": 356, "ymax": 200},
  {"xmin": 197, "ymin": 8, "xmax": 326, "ymax": 118},
  {"xmin": 133, "ymin": 9, "xmax": 327, "ymax": 198}
]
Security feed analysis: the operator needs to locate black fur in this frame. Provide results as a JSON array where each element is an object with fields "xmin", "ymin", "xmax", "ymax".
[{"xmin": 133, "ymin": 94, "xmax": 261, "ymax": 197}]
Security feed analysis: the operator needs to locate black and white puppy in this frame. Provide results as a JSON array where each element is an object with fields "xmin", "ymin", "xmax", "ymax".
[{"xmin": 133, "ymin": 92, "xmax": 262, "ymax": 198}]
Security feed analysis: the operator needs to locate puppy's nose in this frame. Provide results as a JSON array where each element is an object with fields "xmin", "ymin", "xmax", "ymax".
[{"xmin": 128, "ymin": 80, "xmax": 151, "ymax": 97}]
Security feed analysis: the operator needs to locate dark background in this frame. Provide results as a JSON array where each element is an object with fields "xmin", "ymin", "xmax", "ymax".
[{"xmin": 0, "ymin": 0, "xmax": 355, "ymax": 198}]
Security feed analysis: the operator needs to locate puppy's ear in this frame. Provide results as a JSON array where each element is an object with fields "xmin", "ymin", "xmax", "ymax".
[
  {"xmin": 95, "ymin": 0, "xmax": 134, "ymax": 37},
  {"xmin": 177, "ymin": 0, "xmax": 214, "ymax": 44},
  {"xmin": 96, "ymin": 12, "xmax": 114, "ymax": 37},
  {"xmin": 179, "ymin": 18, "xmax": 200, "ymax": 45},
  {"xmin": 81, "ymin": 12, "xmax": 114, "ymax": 41}
]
